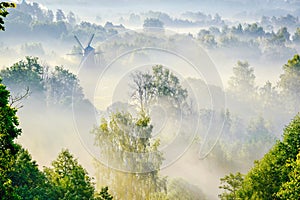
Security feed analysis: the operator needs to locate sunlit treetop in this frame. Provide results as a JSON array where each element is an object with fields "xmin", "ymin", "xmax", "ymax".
[
  {"xmin": 0, "ymin": 2, "xmax": 16, "ymax": 31},
  {"xmin": 284, "ymin": 54, "xmax": 300, "ymax": 70}
]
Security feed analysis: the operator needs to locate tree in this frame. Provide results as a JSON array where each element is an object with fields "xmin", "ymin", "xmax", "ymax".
[
  {"xmin": 244, "ymin": 23, "xmax": 265, "ymax": 37},
  {"xmin": 270, "ymin": 27, "xmax": 290, "ymax": 45},
  {"xmin": 44, "ymin": 149, "xmax": 96, "ymax": 200},
  {"xmin": 228, "ymin": 61, "xmax": 256, "ymax": 99},
  {"xmin": 198, "ymin": 29, "xmax": 217, "ymax": 48},
  {"xmin": 276, "ymin": 151, "xmax": 300, "ymax": 199},
  {"xmin": 131, "ymin": 71, "xmax": 154, "ymax": 110},
  {"xmin": 0, "ymin": 79, "xmax": 22, "ymax": 199},
  {"xmin": 0, "ymin": 57, "xmax": 45, "ymax": 96},
  {"xmin": 292, "ymin": 27, "xmax": 300, "ymax": 43},
  {"xmin": 67, "ymin": 11, "xmax": 76, "ymax": 25},
  {"xmin": 0, "ymin": 2, "xmax": 16, "ymax": 31},
  {"xmin": 131, "ymin": 65, "xmax": 188, "ymax": 111},
  {"xmin": 259, "ymin": 81, "xmax": 278, "ymax": 109},
  {"xmin": 8, "ymin": 148, "xmax": 52, "ymax": 200},
  {"xmin": 235, "ymin": 114, "xmax": 300, "ymax": 199},
  {"xmin": 219, "ymin": 172, "xmax": 243, "ymax": 200},
  {"xmin": 278, "ymin": 54, "xmax": 300, "ymax": 112},
  {"xmin": 96, "ymin": 186, "xmax": 113, "ymax": 200},
  {"xmin": 168, "ymin": 178, "xmax": 206, "ymax": 200},
  {"xmin": 143, "ymin": 18, "xmax": 164, "ymax": 30},
  {"xmin": 0, "ymin": 57, "xmax": 86, "ymax": 108},
  {"xmin": 56, "ymin": 9, "xmax": 66, "ymax": 22},
  {"xmin": 92, "ymin": 111, "xmax": 166, "ymax": 199},
  {"xmin": 46, "ymin": 66, "xmax": 84, "ymax": 107}
]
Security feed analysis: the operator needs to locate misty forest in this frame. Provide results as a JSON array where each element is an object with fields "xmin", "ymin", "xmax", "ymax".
[{"xmin": 1, "ymin": 0, "xmax": 300, "ymax": 199}]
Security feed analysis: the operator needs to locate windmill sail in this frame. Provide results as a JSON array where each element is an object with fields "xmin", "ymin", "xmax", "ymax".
[
  {"xmin": 87, "ymin": 34, "xmax": 95, "ymax": 47},
  {"xmin": 74, "ymin": 35, "xmax": 85, "ymax": 50}
]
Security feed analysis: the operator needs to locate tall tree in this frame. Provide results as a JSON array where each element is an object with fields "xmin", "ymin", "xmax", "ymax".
[
  {"xmin": 276, "ymin": 151, "xmax": 300, "ymax": 199},
  {"xmin": 0, "ymin": 79, "xmax": 22, "ymax": 199},
  {"xmin": 46, "ymin": 66, "xmax": 84, "ymax": 107},
  {"xmin": 44, "ymin": 149, "xmax": 96, "ymax": 200},
  {"xmin": 8, "ymin": 148, "xmax": 52, "ymax": 200},
  {"xmin": 219, "ymin": 172, "xmax": 243, "ymax": 200},
  {"xmin": 228, "ymin": 61, "xmax": 256, "ymax": 99},
  {"xmin": 92, "ymin": 111, "xmax": 166, "ymax": 199},
  {"xmin": 278, "ymin": 54, "xmax": 300, "ymax": 112},
  {"xmin": 0, "ymin": 57, "xmax": 45, "ymax": 96},
  {"xmin": 235, "ymin": 114, "xmax": 300, "ymax": 199},
  {"xmin": 131, "ymin": 65, "xmax": 188, "ymax": 111}
]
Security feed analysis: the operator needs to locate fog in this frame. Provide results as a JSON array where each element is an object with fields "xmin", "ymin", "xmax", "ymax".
[{"xmin": 1, "ymin": 0, "xmax": 300, "ymax": 199}]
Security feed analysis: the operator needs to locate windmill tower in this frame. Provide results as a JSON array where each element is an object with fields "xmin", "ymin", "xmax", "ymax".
[
  {"xmin": 73, "ymin": 34, "xmax": 98, "ymax": 68},
  {"xmin": 70, "ymin": 34, "xmax": 102, "ymax": 100}
]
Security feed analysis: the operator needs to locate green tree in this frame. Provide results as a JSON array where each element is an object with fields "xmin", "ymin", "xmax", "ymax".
[
  {"xmin": 278, "ymin": 54, "xmax": 300, "ymax": 111},
  {"xmin": 219, "ymin": 172, "xmax": 243, "ymax": 200},
  {"xmin": 96, "ymin": 186, "xmax": 113, "ymax": 200},
  {"xmin": 44, "ymin": 149, "xmax": 95, "ymax": 200},
  {"xmin": 276, "ymin": 151, "xmax": 300, "ymax": 199},
  {"xmin": 275, "ymin": 27, "xmax": 290, "ymax": 44},
  {"xmin": 0, "ymin": 56, "xmax": 45, "ymax": 96},
  {"xmin": 92, "ymin": 111, "xmax": 166, "ymax": 199},
  {"xmin": 0, "ymin": 2, "xmax": 15, "ymax": 31},
  {"xmin": 131, "ymin": 65, "xmax": 188, "ymax": 111},
  {"xmin": 244, "ymin": 23, "xmax": 265, "ymax": 37},
  {"xmin": 9, "ymin": 148, "xmax": 52, "ymax": 200},
  {"xmin": 236, "ymin": 114, "xmax": 300, "ymax": 199},
  {"xmin": 0, "ymin": 79, "xmax": 22, "ymax": 199},
  {"xmin": 46, "ymin": 66, "xmax": 84, "ymax": 107}
]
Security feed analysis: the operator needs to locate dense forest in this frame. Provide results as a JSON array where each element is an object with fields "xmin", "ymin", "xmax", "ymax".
[{"xmin": 1, "ymin": 1, "xmax": 300, "ymax": 199}]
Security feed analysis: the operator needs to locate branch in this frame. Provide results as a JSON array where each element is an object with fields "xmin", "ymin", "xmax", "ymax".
[{"xmin": 9, "ymin": 87, "xmax": 31, "ymax": 109}]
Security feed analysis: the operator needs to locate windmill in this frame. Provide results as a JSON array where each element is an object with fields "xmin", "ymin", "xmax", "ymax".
[
  {"xmin": 68, "ymin": 34, "xmax": 103, "ymax": 100},
  {"xmin": 69, "ymin": 34, "xmax": 100, "ymax": 67}
]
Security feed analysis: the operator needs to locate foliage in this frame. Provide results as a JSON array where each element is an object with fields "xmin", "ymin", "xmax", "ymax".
[
  {"xmin": 0, "ymin": 78, "xmax": 22, "ymax": 199},
  {"xmin": 0, "ymin": 57, "xmax": 85, "ymax": 108},
  {"xmin": 46, "ymin": 66, "xmax": 84, "ymax": 107},
  {"xmin": 0, "ymin": 76, "xmax": 49, "ymax": 200},
  {"xmin": 271, "ymin": 27, "xmax": 290, "ymax": 45},
  {"xmin": 143, "ymin": 18, "xmax": 164, "ymax": 29},
  {"xmin": 293, "ymin": 28, "xmax": 300, "ymax": 43},
  {"xmin": 278, "ymin": 54, "xmax": 300, "ymax": 112},
  {"xmin": 228, "ymin": 61, "xmax": 256, "ymax": 98},
  {"xmin": 21, "ymin": 42, "xmax": 45, "ymax": 55},
  {"xmin": 167, "ymin": 178, "xmax": 206, "ymax": 200},
  {"xmin": 276, "ymin": 151, "xmax": 300, "ymax": 199},
  {"xmin": 0, "ymin": 2, "xmax": 15, "ymax": 31},
  {"xmin": 234, "ymin": 114, "xmax": 300, "ymax": 199},
  {"xmin": 0, "ymin": 57, "xmax": 45, "ymax": 95},
  {"xmin": 8, "ymin": 148, "xmax": 52, "ymax": 200},
  {"xmin": 96, "ymin": 186, "xmax": 113, "ymax": 200},
  {"xmin": 131, "ymin": 65, "xmax": 188, "ymax": 111},
  {"xmin": 219, "ymin": 172, "xmax": 243, "ymax": 200},
  {"xmin": 92, "ymin": 111, "xmax": 166, "ymax": 199},
  {"xmin": 44, "ymin": 149, "xmax": 96, "ymax": 200},
  {"xmin": 279, "ymin": 54, "xmax": 300, "ymax": 95}
]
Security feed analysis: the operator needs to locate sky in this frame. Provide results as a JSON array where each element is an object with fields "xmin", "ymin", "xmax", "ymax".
[{"xmin": 14, "ymin": 0, "xmax": 299, "ymax": 20}]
